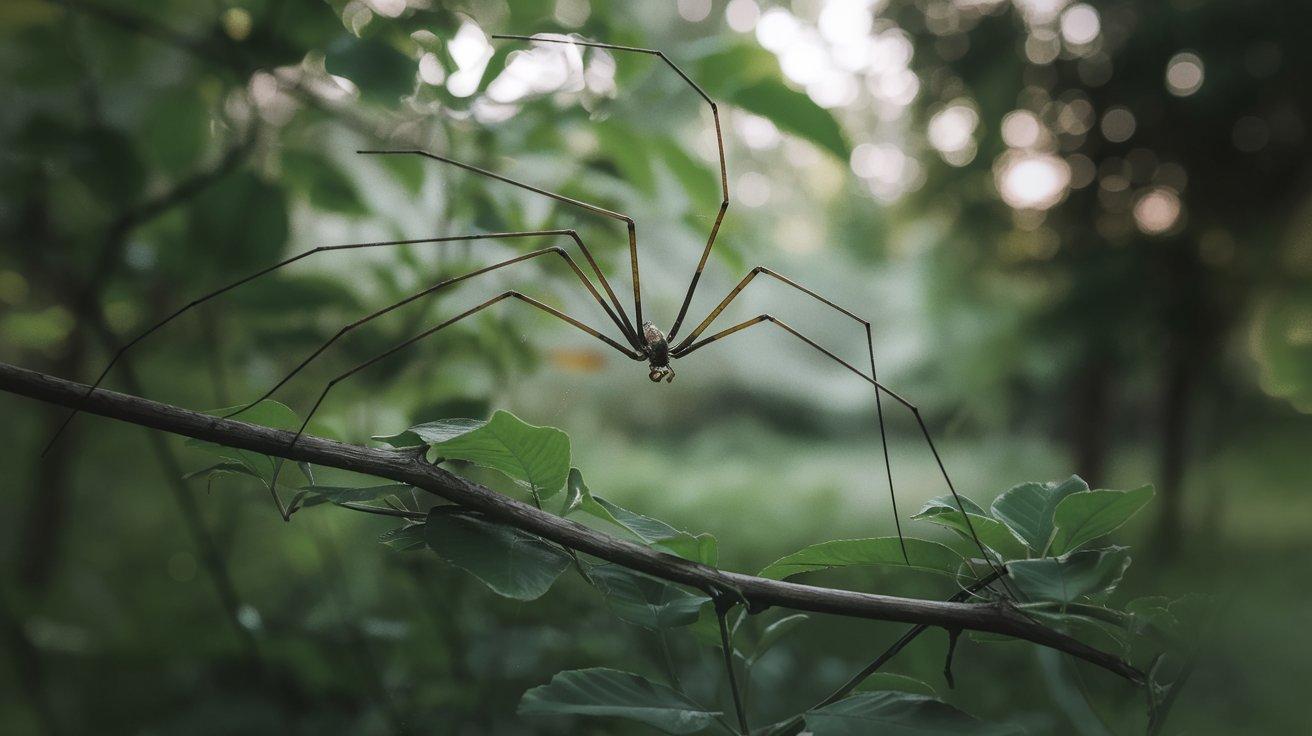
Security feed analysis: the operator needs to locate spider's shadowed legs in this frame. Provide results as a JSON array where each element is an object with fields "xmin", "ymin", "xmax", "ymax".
[
  {"xmin": 266, "ymin": 290, "xmax": 641, "ymax": 513},
  {"xmin": 489, "ymin": 34, "xmax": 731, "ymax": 342},
  {"xmin": 43, "ymin": 229, "xmax": 637, "ymax": 454},
  {"xmin": 673, "ymin": 311, "xmax": 1007, "ymax": 586}
]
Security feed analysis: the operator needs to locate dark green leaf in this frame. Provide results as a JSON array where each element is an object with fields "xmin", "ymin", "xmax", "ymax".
[
  {"xmin": 805, "ymin": 691, "xmax": 1020, "ymax": 735},
  {"xmin": 1007, "ymin": 547, "xmax": 1131, "ymax": 604},
  {"xmin": 423, "ymin": 510, "xmax": 571, "ymax": 600},
  {"xmin": 186, "ymin": 171, "xmax": 289, "ymax": 275},
  {"xmin": 518, "ymin": 668, "xmax": 720, "ymax": 734},
  {"xmin": 589, "ymin": 565, "xmax": 710, "ymax": 629},
  {"xmin": 989, "ymin": 476, "xmax": 1090, "ymax": 554},
  {"xmin": 186, "ymin": 400, "xmax": 300, "ymax": 485},
  {"xmin": 758, "ymin": 537, "xmax": 964, "ymax": 580},
  {"xmin": 727, "ymin": 80, "xmax": 849, "ymax": 161},
  {"xmin": 1049, "ymin": 486, "xmax": 1155, "ymax": 555}
]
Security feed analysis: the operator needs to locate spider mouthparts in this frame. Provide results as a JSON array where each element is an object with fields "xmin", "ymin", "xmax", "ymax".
[{"xmin": 648, "ymin": 366, "xmax": 675, "ymax": 383}]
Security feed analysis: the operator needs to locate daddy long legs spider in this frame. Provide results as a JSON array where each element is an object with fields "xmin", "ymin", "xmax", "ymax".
[{"xmin": 45, "ymin": 33, "xmax": 1005, "ymax": 584}]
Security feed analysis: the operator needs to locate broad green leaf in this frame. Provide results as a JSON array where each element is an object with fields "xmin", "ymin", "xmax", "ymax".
[
  {"xmin": 1026, "ymin": 609, "xmax": 1129, "ymax": 654},
  {"xmin": 727, "ymin": 80, "xmax": 849, "ymax": 161},
  {"xmin": 300, "ymin": 483, "xmax": 412, "ymax": 508},
  {"xmin": 379, "ymin": 524, "xmax": 426, "ymax": 552},
  {"xmin": 989, "ymin": 476, "xmax": 1090, "ymax": 554},
  {"xmin": 569, "ymin": 470, "xmax": 717, "ymax": 565},
  {"xmin": 1049, "ymin": 486, "xmax": 1155, "ymax": 555},
  {"xmin": 913, "ymin": 497, "xmax": 1028, "ymax": 561},
  {"xmin": 1007, "ymin": 547, "xmax": 1131, "ymax": 604},
  {"xmin": 324, "ymin": 36, "xmax": 414, "ymax": 104},
  {"xmin": 919, "ymin": 494, "xmax": 987, "ymax": 516},
  {"xmin": 518, "ymin": 668, "xmax": 720, "ymax": 734},
  {"xmin": 379, "ymin": 411, "xmax": 570, "ymax": 499},
  {"xmin": 187, "ymin": 400, "xmax": 301, "ymax": 485},
  {"xmin": 748, "ymin": 614, "xmax": 809, "ymax": 665},
  {"xmin": 373, "ymin": 417, "xmax": 487, "ymax": 447},
  {"xmin": 805, "ymin": 691, "xmax": 1020, "ymax": 735},
  {"xmin": 855, "ymin": 673, "xmax": 939, "ymax": 699},
  {"xmin": 589, "ymin": 565, "xmax": 710, "ymax": 629},
  {"xmin": 423, "ymin": 510, "xmax": 571, "ymax": 601},
  {"xmin": 758, "ymin": 538, "xmax": 964, "ymax": 580}
]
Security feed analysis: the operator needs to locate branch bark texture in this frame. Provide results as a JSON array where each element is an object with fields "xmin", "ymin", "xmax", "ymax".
[{"xmin": 1, "ymin": 361, "xmax": 1143, "ymax": 683}]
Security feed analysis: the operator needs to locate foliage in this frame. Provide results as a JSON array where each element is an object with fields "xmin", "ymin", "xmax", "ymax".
[{"xmin": 189, "ymin": 406, "xmax": 1189, "ymax": 734}]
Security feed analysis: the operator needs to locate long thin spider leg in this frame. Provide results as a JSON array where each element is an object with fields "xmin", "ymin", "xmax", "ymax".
[
  {"xmin": 673, "ymin": 315, "xmax": 1008, "ymax": 587},
  {"xmin": 224, "ymin": 245, "xmax": 644, "ymax": 422},
  {"xmin": 671, "ymin": 266, "xmax": 903, "ymax": 559},
  {"xmin": 268, "ymin": 290, "xmax": 635, "ymax": 502},
  {"xmin": 41, "ymin": 229, "xmax": 633, "ymax": 455},
  {"xmin": 356, "ymin": 149, "xmax": 645, "ymax": 330},
  {"xmin": 491, "ymin": 34, "xmax": 729, "ymax": 342}
]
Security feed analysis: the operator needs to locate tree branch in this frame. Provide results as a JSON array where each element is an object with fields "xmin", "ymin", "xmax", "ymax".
[{"xmin": 1, "ymin": 361, "xmax": 1144, "ymax": 683}]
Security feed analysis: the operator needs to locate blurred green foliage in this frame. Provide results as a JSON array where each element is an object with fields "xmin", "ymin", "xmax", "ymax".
[{"xmin": 1, "ymin": 0, "xmax": 1310, "ymax": 734}]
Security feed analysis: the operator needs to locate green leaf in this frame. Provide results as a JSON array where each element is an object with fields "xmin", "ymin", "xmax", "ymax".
[
  {"xmin": 183, "ymin": 461, "xmax": 259, "ymax": 482},
  {"xmin": 561, "ymin": 467, "xmax": 587, "ymax": 516},
  {"xmin": 913, "ymin": 497, "xmax": 1028, "ymax": 561},
  {"xmin": 373, "ymin": 417, "xmax": 487, "ymax": 447},
  {"xmin": 757, "ymin": 538, "xmax": 965, "ymax": 580},
  {"xmin": 805, "ymin": 691, "xmax": 1020, "ymax": 735},
  {"xmin": 748, "ymin": 614, "xmax": 809, "ymax": 665},
  {"xmin": 727, "ymin": 80, "xmax": 849, "ymax": 161},
  {"xmin": 855, "ymin": 673, "xmax": 940, "ymax": 699},
  {"xmin": 1049, "ymin": 486, "xmax": 1155, "ymax": 555},
  {"xmin": 379, "ymin": 524, "xmax": 426, "ymax": 552},
  {"xmin": 989, "ymin": 476, "xmax": 1090, "ymax": 554},
  {"xmin": 423, "ymin": 510, "xmax": 571, "ymax": 601},
  {"xmin": 589, "ymin": 565, "xmax": 710, "ymax": 629},
  {"xmin": 569, "ymin": 471, "xmax": 717, "ymax": 565},
  {"xmin": 1007, "ymin": 547, "xmax": 1131, "ymax": 604},
  {"xmin": 300, "ymin": 483, "xmax": 412, "ymax": 507},
  {"xmin": 519, "ymin": 668, "xmax": 720, "ymax": 734},
  {"xmin": 379, "ymin": 411, "xmax": 570, "ymax": 499},
  {"xmin": 186, "ymin": 400, "xmax": 301, "ymax": 485}
]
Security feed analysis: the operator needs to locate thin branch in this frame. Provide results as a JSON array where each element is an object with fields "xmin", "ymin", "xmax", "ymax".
[{"xmin": 0, "ymin": 361, "xmax": 1145, "ymax": 684}]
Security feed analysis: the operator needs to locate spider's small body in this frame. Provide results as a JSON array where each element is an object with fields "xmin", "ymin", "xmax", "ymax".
[{"xmin": 642, "ymin": 322, "xmax": 675, "ymax": 383}]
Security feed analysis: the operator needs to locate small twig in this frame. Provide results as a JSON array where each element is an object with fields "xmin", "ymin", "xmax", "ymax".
[{"xmin": 716, "ymin": 600, "xmax": 750, "ymax": 734}]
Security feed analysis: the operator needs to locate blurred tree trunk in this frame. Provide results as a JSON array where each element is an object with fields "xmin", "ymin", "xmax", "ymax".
[{"xmin": 1069, "ymin": 353, "xmax": 1112, "ymax": 487}]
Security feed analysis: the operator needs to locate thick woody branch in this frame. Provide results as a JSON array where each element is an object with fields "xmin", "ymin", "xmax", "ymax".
[{"xmin": 1, "ymin": 361, "xmax": 1143, "ymax": 683}]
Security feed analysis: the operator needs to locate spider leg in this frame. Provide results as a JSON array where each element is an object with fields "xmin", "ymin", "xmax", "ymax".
[
  {"xmin": 224, "ymin": 244, "xmax": 644, "ymax": 423},
  {"xmin": 671, "ymin": 266, "xmax": 901, "ymax": 558},
  {"xmin": 490, "ymin": 34, "xmax": 729, "ymax": 342},
  {"xmin": 42, "ymin": 229, "xmax": 635, "ymax": 455},
  {"xmin": 267, "ymin": 290, "xmax": 636, "ymax": 509},
  {"xmin": 356, "ymin": 149, "xmax": 645, "ymax": 331},
  {"xmin": 672, "ymin": 314, "xmax": 1008, "ymax": 587}
]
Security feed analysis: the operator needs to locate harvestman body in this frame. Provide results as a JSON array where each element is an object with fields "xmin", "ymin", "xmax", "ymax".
[{"xmin": 45, "ymin": 34, "xmax": 1001, "ymax": 580}]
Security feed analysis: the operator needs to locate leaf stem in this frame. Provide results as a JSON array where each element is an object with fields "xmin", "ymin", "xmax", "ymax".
[{"xmin": 717, "ymin": 603, "xmax": 750, "ymax": 735}]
